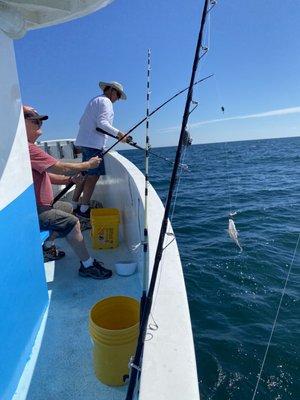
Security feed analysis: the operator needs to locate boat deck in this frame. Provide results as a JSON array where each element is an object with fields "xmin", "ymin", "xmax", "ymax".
[
  {"xmin": 12, "ymin": 151, "xmax": 199, "ymax": 400},
  {"xmin": 26, "ymin": 231, "xmax": 141, "ymax": 400}
]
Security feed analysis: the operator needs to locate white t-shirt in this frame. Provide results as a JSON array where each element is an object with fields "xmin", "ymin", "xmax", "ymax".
[{"xmin": 75, "ymin": 95, "xmax": 119, "ymax": 150}]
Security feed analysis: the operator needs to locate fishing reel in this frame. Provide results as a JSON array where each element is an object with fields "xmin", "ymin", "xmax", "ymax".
[
  {"xmin": 126, "ymin": 136, "xmax": 150, "ymax": 149},
  {"xmin": 126, "ymin": 135, "xmax": 134, "ymax": 144}
]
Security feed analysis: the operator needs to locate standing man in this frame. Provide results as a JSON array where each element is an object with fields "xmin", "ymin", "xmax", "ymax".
[
  {"xmin": 72, "ymin": 81, "xmax": 127, "ymax": 219},
  {"xmin": 24, "ymin": 105, "xmax": 112, "ymax": 279}
]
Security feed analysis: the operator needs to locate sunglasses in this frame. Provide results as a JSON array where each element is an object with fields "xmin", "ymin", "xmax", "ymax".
[{"xmin": 26, "ymin": 118, "xmax": 43, "ymax": 128}]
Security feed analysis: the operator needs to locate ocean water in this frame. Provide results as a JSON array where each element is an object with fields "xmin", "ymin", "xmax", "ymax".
[{"xmin": 121, "ymin": 136, "xmax": 300, "ymax": 400}]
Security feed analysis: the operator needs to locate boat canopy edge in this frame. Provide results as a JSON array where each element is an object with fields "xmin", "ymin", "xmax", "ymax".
[{"xmin": 0, "ymin": 0, "xmax": 113, "ymax": 39}]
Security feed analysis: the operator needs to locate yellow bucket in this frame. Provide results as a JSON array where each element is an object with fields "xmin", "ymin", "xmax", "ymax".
[
  {"xmin": 90, "ymin": 208, "xmax": 120, "ymax": 249},
  {"xmin": 89, "ymin": 296, "xmax": 140, "ymax": 386}
]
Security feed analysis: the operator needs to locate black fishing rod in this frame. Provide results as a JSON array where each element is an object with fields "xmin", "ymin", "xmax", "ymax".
[
  {"xmin": 52, "ymin": 180, "xmax": 74, "ymax": 205},
  {"xmin": 102, "ymin": 73, "xmax": 213, "ymax": 155},
  {"xmin": 96, "ymin": 128, "xmax": 190, "ymax": 171},
  {"xmin": 125, "ymin": 0, "xmax": 212, "ymax": 399},
  {"xmin": 52, "ymin": 75, "xmax": 211, "ymax": 204}
]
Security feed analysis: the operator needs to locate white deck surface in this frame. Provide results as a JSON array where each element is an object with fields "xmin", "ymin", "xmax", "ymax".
[{"xmin": 27, "ymin": 233, "xmax": 141, "ymax": 400}]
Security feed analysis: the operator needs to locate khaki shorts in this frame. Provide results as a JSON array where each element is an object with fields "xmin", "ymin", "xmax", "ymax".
[{"xmin": 38, "ymin": 201, "xmax": 78, "ymax": 238}]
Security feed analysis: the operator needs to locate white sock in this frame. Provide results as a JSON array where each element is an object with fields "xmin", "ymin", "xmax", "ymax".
[
  {"xmin": 80, "ymin": 204, "xmax": 89, "ymax": 213},
  {"xmin": 82, "ymin": 257, "xmax": 94, "ymax": 268},
  {"xmin": 44, "ymin": 240, "xmax": 55, "ymax": 249},
  {"xmin": 71, "ymin": 200, "xmax": 78, "ymax": 210}
]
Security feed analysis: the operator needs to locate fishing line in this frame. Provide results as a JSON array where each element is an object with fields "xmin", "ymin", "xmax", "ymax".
[
  {"xmin": 52, "ymin": 76, "xmax": 214, "ymax": 205},
  {"xmin": 189, "ymin": 100, "xmax": 199, "ymax": 116},
  {"xmin": 162, "ymin": 235, "xmax": 175, "ymax": 251},
  {"xmin": 203, "ymin": 3, "xmax": 211, "ymax": 52},
  {"xmin": 224, "ymin": 142, "xmax": 233, "ymax": 214},
  {"xmin": 213, "ymin": 74, "xmax": 225, "ymax": 114},
  {"xmin": 212, "ymin": 76, "xmax": 244, "ymax": 252},
  {"xmin": 103, "ymin": 75, "xmax": 213, "ymax": 155},
  {"xmin": 223, "ymin": 142, "xmax": 244, "ymax": 252},
  {"xmin": 163, "ymin": 5, "xmax": 213, "ymax": 222},
  {"xmin": 98, "ymin": 129, "xmax": 190, "ymax": 171},
  {"xmin": 251, "ymin": 233, "xmax": 300, "ymax": 400},
  {"xmin": 153, "ymin": 136, "xmax": 190, "ymax": 320},
  {"xmin": 207, "ymin": 0, "xmax": 217, "ymax": 13},
  {"xmin": 170, "ymin": 139, "xmax": 190, "ymax": 222}
]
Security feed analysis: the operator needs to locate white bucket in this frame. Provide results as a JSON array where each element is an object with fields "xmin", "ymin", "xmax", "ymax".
[{"xmin": 115, "ymin": 261, "xmax": 137, "ymax": 277}]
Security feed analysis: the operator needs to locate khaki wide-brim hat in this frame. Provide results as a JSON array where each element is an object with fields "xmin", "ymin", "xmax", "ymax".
[{"xmin": 99, "ymin": 81, "xmax": 127, "ymax": 100}]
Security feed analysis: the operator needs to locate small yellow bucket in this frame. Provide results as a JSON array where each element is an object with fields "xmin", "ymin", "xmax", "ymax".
[
  {"xmin": 90, "ymin": 208, "xmax": 120, "ymax": 249},
  {"xmin": 89, "ymin": 296, "xmax": 140, "ymax": 386}
]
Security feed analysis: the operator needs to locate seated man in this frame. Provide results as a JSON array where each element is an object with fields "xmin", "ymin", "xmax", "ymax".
[{"xmin": 24, "ymin": 105, "xmax": 112, "ymax": 280}]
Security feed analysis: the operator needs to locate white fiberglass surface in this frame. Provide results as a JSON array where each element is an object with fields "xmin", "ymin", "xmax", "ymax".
[
  {"xmin": 0, "ymin": 1, "xmax": 113, "ymax": 38},
  {"xmin": 0, "ymin": 30, "xmax": 32, "ymax": 211}
]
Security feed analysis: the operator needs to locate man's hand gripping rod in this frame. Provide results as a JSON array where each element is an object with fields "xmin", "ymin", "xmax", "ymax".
[{"xmin": 52, "ymin": 74, "xmax": 213, "ymax": 203}]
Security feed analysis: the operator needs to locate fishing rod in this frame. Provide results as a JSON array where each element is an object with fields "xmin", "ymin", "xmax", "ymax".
[
  {"xmin": 52, "ymin": 75, "xmax": 211, "ymax": 204},
  {"xmin": 52, "ymin": 180, "xmax": 74, "ymax": 205},
  {"xmin": 52, "ymin": 135, "xmax": 190, "ymax": 205},
  {"xmin": 141, "ymin": 49, "xmax": 151, "ymax": 321},
  {"xmin": 101, "ymin": 73, "xmax": 213, "ymax": 155},
  {"xmin": 125, "ymin": 0, "xmax": 213, "ymax": 399},
  {"xmin": 96, "ymin": 128, "xmax": 190, "ymax": 171}
]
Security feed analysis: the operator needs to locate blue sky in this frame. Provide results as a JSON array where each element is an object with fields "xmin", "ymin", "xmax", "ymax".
[{"xmin": 14, "ymin": 0, "xmax": 300, "ymax": 148}]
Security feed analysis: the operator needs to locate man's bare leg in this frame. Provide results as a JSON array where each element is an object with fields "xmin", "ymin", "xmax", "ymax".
[
  {"xmin": 47, "ymin": 231, "xmax": 59, "ymax": 242},
  {"xmin": 81, "ymin": 175, "xmax": 99, "ymax": 205},
  {"xmin": 65, "ymin": 221, "xmax": 90, "ymax": 261},
  {"xmin": 66, "ymin": 221, "xmax": 112, "ymax": 279},
  {"xmin": 72, "ymin": 178, "xmax": 86, "ymax": 203}
]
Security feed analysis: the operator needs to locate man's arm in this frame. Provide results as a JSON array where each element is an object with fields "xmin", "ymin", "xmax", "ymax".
[
  {"xmin": 47, "ymin": 157, "xmax": 100, "ymax": 175},
  {"xmin": 96, "ymin": 97, "xmax": 120, "ymax": 136},
  {"xmin": 49, "ymin": 173, "xmax": 84, "ymax": 185},
  {"xmin": 48, "ymin": 173, "xmax": 70, "ymax": 185}
]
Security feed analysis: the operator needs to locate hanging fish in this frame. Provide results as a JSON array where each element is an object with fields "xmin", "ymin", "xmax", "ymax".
[
  {"xmin": 183, "ymin": 130, "xmax": 193, "ymax": 146},
  {"xmin": 228, "ymin": 218, "xmax": 243, "ymax": 252}
]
